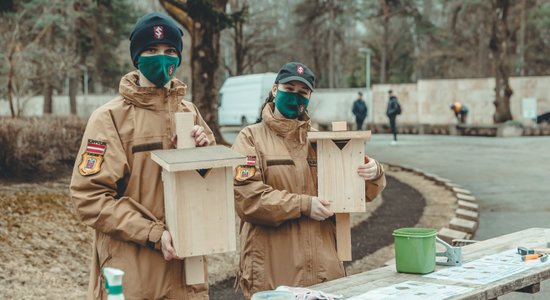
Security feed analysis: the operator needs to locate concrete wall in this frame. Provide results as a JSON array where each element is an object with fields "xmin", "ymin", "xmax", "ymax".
[
  {"xmin": 0, "ymin": 94, "xmax": 116, "ymax": 118},
  {"xmin": 3, "ymin": 76, "xmax": 550, "ymax": 126},
  {"xmin": 372, "ymin": 76, "xmax": 550, "ymax": 125}
]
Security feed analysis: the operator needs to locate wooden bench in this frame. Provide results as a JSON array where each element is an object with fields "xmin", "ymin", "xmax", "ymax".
[{"xmin": 310, "ymin": 228, "xmax": 550, "ymax": 299}]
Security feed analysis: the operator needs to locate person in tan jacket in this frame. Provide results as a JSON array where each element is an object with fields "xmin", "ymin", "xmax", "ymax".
[
  {"xmin": 70, "ymin": 13, "xmax": 214, "ymax": 299},
  {"xmin": 232, "ymin": 62, "xmax": 386, "ymax": 299}
]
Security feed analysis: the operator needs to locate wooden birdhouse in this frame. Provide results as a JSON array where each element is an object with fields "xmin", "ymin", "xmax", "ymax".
[
  {"xmin": 151, "ymin": 112, "xmax": 246, "ymax": 284},
  {"xmin": 307, "ymin": 121, "xmax": 371, "ymax": 261}
]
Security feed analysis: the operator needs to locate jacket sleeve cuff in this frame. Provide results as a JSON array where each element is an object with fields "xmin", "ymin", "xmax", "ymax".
[
  {"xmin": 374, "ymin": 160, "xmax": 384, "ymax": 180},
  {"xmin": 147, "ymin": 223, "xmax": 165, "ymax": 250},
  {"xmin": 300, "ymin": 195, "xmax": 312, "ymax": 217}
]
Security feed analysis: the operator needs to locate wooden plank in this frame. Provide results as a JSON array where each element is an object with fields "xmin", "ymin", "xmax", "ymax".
[
  {"xmin": 225, "ymin": 166, "xmax": 237, "ymax": 252},
  {"xmin": 317, "ymin": 139, "xmax": 365, "ymax": 213},
  {"xmin": 184, "ymin": 256, "xmax": 205, "ymax": 285},
  {"xmin": 308, "ymin": 130, "xmax": 371, "ymax": 141},
  {"xmin": 335, "ymin": 213, "xmax": 352, "ymax": 261},
  {"xmin": 175, "ymin": 112, "xmax": 196, "ymax": 149},
  {"xmin": 433, "ymin": 176, "xmax": 451, "ymax": 184},
  {"xmin": 457, "ymin": 193, "xmax": 477, "ymax": 202},
  {"xmin": 175, "ymin": 168, "xmax": 234, "ymax": 256},
  {"xmin": 162, "ymin": 170, "xmax": 179, "ymax": 252},
  {"xmin": 438, "ymin": 227, "xmax": 469, "ymax": 244},
  {"xmin": 449, "ymin": 217, "xmax": 478, "ymax": 234},
  {"xmin": 331, "ymin": 121, "xmax": 347, "ymax": 131},
  {"xmin": 458, "ymin": 200, "xmax": 479, "ymax": 211},
  {"xmin": 175, "ymin": 115, "xmax": 206, "ymax": 285},
  {"xmin": 310, "ymin": 228, "xmax": 550, "ymax": 300},
  {"xmin": 151, "ymin": 145, "xmax": 246, "ymax": 171},
  {"xmin": 445, "ymin": 182, "xmax": 463, "ymax": 189},
  {"xmin": 456, "ymin": 208, "xmax": 479, "ymax": 222},
  {"xmin": 453, "ymin": 187, "xmax": 472, "ymax": 195}
]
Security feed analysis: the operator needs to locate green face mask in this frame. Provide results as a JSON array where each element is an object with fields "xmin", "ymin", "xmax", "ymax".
[
  {"xmin": 137, "ymin": 55, "xmax": 179, "ymax": 87},
  {"xmin": 274, "ymin": 89, "xmax": 310, "ymax": 119}
]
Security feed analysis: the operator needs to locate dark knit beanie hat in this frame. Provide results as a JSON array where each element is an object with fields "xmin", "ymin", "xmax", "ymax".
[{"xmin": 129, "ymin": 12, "xmax": 184, "ymax": 67}]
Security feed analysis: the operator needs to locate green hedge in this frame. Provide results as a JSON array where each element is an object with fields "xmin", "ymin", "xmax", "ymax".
[{"xmin": 0, "ymin": 116, "xmax": 87, "ymax": 179}]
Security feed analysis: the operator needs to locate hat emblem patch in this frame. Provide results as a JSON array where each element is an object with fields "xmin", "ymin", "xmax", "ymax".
[
  {"xmin": 297, "ymin": 66, "xmax": 304, "ymax": 74},
  {"xmin": 153, "ymin": 25, "xmax": 164, "ymax": 39}
]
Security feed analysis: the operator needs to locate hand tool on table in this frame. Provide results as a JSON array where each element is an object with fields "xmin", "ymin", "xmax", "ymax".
[
  {"xmin": 521, "ymin": 253, "xmax": 548, "ymax": 262},
  {"xmin": 517, "ymin": 246, "xmax": 549, "ymax": 262},
  {"xmin": 436, "ymin": 237, "xmax": 462, "ymax": 266}
]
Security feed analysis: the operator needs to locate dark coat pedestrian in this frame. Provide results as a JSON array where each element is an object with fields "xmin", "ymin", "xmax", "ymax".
[
  {"xmin": 352, "ymin": 92, "xmax": 368, "ymax": 130},
  {"xmin": 386, "ymin": 90, "xmax": 401, "ymax": 144}
]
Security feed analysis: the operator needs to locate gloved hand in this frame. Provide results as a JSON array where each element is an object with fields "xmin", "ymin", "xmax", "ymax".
[
  {"xmin": 357, "ymin": 155, "xmax": 379, "ymax": 181},
  {"xmin": 309, "ymin": 197, "xmax": 333, "ymax": 221}
]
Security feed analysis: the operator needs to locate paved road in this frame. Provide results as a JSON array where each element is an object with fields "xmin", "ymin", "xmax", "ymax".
[
  {"xmin": 364, "ymin": 134, "xmax": 550, "ymax": 240},
  {"xmin": 365, "ymin": 134, "xmax": 550, "ymax": 300},
  {"xmin": 222, "ymin": 130, "xmax": 550, "ymax": 299}
]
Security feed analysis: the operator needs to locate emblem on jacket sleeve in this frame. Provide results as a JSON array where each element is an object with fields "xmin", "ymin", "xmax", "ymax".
[
  {"xmin": 235, "ymin": 156, "xmax": 256, "ymax": 181},
  {"xmin": 246, "ymin": 156, "xmax": 256, "ymax": 165},
  {"xmin": 235, "ymin": 165, "xmax": 256, "ymax": 182},
  {"xmin": 78, "ymin": 139, "xmax": 107, "ymax": 176}
]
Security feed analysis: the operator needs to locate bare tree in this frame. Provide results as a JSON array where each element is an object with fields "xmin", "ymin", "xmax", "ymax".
[
  {"xmin": 489, "ymin": 0, "xmax": 515, "ymax": 123},
  {"xmin": 160, "ymin": 0, "xmax": 245, "ymax": 144}
]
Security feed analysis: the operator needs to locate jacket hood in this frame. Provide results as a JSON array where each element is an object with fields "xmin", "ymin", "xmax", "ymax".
[
  {"xmin": 262, "ymin": 102, "xmax": 311, "ymax": 144},
  {"xmin": 118, "ymin": 70, "xmax": 187, "ymax": 110}
]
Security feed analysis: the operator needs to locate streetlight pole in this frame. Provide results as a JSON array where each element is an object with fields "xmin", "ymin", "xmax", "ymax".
[{"xmin": 359, "ymin": 47, "xmax": 372, "ymax": 123}]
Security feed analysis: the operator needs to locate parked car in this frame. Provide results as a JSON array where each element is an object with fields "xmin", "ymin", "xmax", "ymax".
[{"xmin": 218, "ymin": 72, "xmax": 277, "ymax": 126}]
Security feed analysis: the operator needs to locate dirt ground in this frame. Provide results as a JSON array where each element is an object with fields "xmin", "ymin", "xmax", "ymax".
[{"xmin": 0, "ymin": 166, "xmax": 456, "ymax": 299}]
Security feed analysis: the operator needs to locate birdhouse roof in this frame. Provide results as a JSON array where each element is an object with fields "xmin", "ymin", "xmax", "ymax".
[
  {"xmin": 307, "ymin": 130, "xmax": 371, "ymax": 142},
  {"xmin": 151, "ymin": 145, "xmax": 246, "ymax": 172}
]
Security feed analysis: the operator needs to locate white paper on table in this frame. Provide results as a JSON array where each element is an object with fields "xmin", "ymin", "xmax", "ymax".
[
  {"xmin": 347, "ymin": 281, "xmax": 473, "ymax": 300},
  {"xmin": 424, "ymin": 249, "xmax": 550, "ymax": 285}
]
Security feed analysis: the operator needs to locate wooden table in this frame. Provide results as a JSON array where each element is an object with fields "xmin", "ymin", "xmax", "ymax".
[{"xmin": 311, "ymin": 228, "xmax": 550, "ymax": 299}]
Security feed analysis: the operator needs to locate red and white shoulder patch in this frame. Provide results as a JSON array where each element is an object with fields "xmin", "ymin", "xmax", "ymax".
[{"xmin": 78, "ymin": 139, "xmax": 107, "ymax": 176}]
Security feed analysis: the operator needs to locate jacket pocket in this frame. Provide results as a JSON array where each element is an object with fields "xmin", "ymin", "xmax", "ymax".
[
  {"xmin": 240, "ymin": 253, "xmax": 255, "ymax": 299},
  {"xmin": 95, "ymin": 233, "xmax": 112, "ymax": 299}
]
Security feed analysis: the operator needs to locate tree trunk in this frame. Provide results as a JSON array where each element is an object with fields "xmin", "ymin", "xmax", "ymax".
[
  {"xmin": 42, "ymin": 24, "xmax": 54, "ymax": 115},
  {"xmin": 489, "ymin": 0, "xmax": 514, "ymax": 123},
  {"xmin": 234, "ymin": 17, "xmax": 244, "ymax": 75},
  {"xmin": 191, "ymin": 14, "xmax": 227, "ymax": 144},
  {"xmin": 69, "ymin": 77, "xmax": 78, "ymax": 115},
  {"xmin": 43, "ymin": 83, "xmax": 53, "ymax": 115},
  {"xmin": 7, "ymin": 52, "xmax": 16, "ymax": 118},
  {"xmin": 160, "ymin": 0, "xmax": 229, "ymax": 144},
  {"xmin": 327, "ymin": 0, "xmax": 335, "ymax": 88},
  {"xmin": 517, "ymin": 0, "xmax": 526, "ymax": 76},
  {"xmin": 380, "ymin": 0, "xmax": 389, "ymax": 84}
]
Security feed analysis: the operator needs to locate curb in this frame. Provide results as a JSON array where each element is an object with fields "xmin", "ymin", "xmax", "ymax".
[{"xmin": 384, "ymin": 163, "xmax": 479, "ymax": 245}]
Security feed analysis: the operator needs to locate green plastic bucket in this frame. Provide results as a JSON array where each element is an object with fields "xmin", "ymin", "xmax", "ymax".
[
  {"xmin": 251, "ymin": 291, "xmax": 294, "ymax": 300},
  {"xmin": 393, "ymin": 227, "xmax": 437, "ymax": 274}
]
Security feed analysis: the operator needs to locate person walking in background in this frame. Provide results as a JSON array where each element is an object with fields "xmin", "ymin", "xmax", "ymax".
[
  {"xmin": 70, "ymin": 12, "xmax": 214, "ymax": 299},
  {"xmin": 352, "ymin": 91, "xmax": 368, "ymax": 130},
  {"xmin": 232, "ymin": 62, "xmax": 386, "ymax": 299},
  {"xmin": 450, "ymin": 100, "xmax": 468, "ymax": 124},
  {"xmin": 386, "ymin": 90, "xmax": 401, "ymax": 145}
]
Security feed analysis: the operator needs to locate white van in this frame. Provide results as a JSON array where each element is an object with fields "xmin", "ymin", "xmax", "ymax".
[{"xmin": 218, "ymin": 72, "xmax": 277, "ymax": 126}]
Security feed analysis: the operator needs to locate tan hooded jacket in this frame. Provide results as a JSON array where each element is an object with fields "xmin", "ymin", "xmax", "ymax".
[
  {"xmin": 70, "ymin": 71, "xmax": 215, "ymax": 300},
  {"xmin": 232, "ymin": 103, "xmax": 386, "ymax": 299}
]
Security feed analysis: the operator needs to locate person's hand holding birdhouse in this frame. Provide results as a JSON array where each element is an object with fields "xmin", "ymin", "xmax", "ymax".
[{"xmin": 357, "ymin": 155, "xmax": 381, "ymax": 181}]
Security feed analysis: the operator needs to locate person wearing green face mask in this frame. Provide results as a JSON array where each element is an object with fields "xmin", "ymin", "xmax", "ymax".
[
  {"xmin": 231, "ymin": 62, "xmax": 387, "ymax": 299},
  {"xmin": 70, "ymin": 12, "xmax": 215, "ymax": 300}
]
